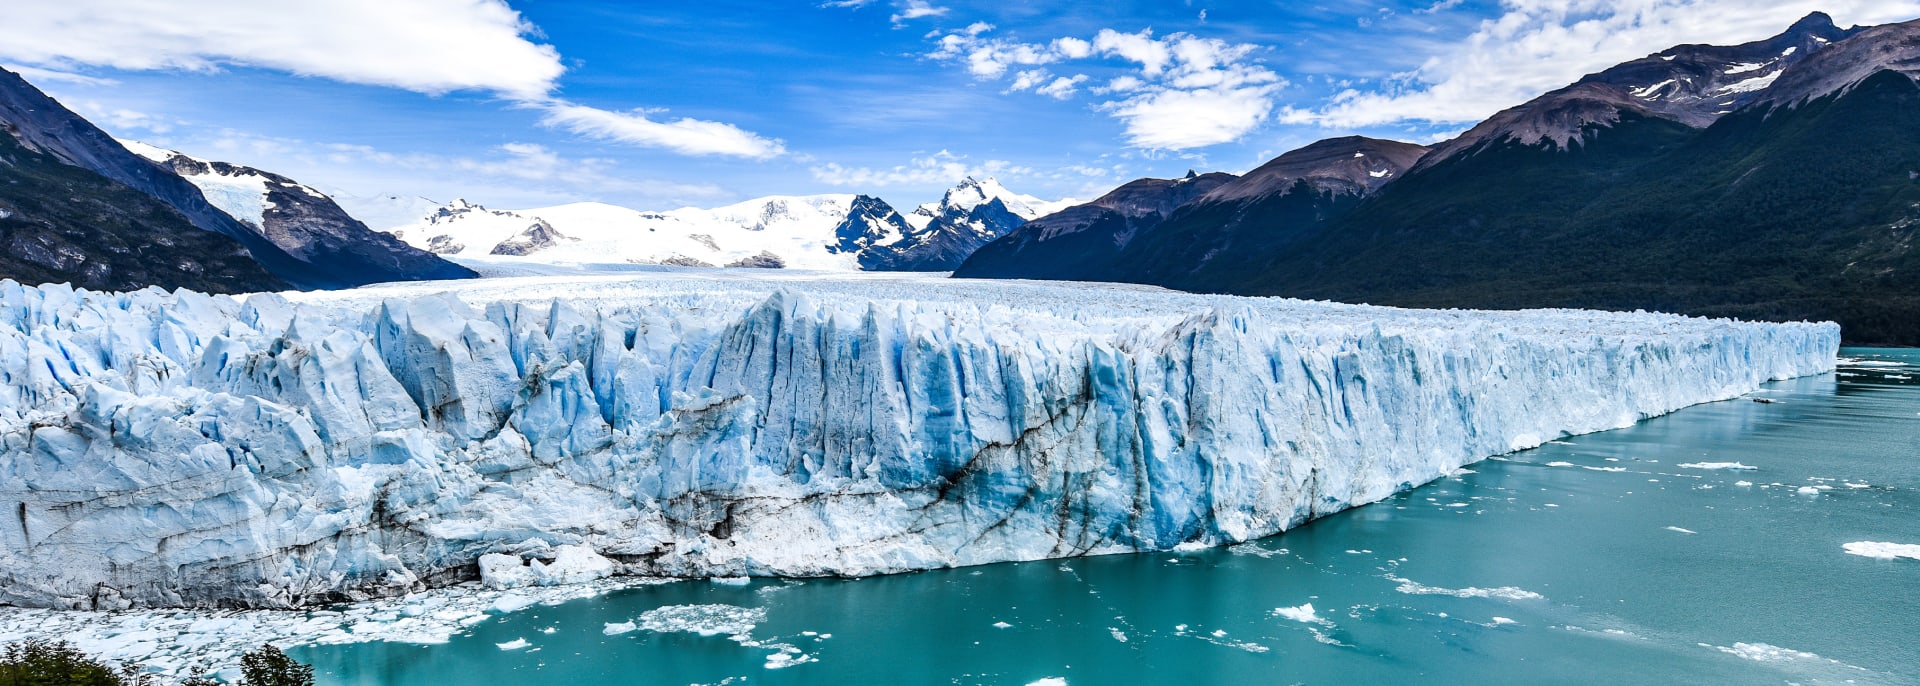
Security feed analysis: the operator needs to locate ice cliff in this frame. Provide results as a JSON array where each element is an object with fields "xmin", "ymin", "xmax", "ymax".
[{"xmin": 0, "ymin": 272, "xmax": 1838, "ymax": 609}]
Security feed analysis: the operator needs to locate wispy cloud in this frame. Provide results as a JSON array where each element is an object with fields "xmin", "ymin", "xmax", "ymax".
[
  {"xmin": 163, "ymin": 129, "xmax": 729, "ymax": 209},
  {"xmin": 1282, "ymin": 0, "xmax": 1920, "ymax": 128},
  {"xmin": 0, "ymin": 0, "xmax": 787, "ymax": 160},
  {"xmin": 538, "ymin": 103, "xmax": 787, "ymax": 160},
  {"xmin": 892, "ymin": 0, "xmax": 950, "ymax": 25},
  {"xmin": 810, "ymin": 150, "xmax": 1030, "ymax": 188}
]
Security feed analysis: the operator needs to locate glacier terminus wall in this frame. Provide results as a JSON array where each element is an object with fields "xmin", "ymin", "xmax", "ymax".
[{"xmin": 0, "ymin": 271, "xmax": 1838, "ymax": 609}]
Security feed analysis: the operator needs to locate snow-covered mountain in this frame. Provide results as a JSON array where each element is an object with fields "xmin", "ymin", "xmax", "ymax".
[
  {"xmin": 0, "ymin": 272, "xmax": 1836, "ymax": 608},
  {"xmin": 122, "ymin": 142, "xmax": 475, "ymax": 285},
  {"xmin": 329, "ymin": 193, "xmax": 446, "ymax": 234},
  {"xmin": 386, "ymin": 178, "xmax": 1068, "ymax": 273},
  {"xmin": 864, "ymin": 177, "xmax": 1074, "ymax": 271}
]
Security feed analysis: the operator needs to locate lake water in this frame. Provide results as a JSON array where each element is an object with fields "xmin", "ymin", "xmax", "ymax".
[{"xmin": 294, "ymin": 349, "xmax": 1920, "ymax": 685}]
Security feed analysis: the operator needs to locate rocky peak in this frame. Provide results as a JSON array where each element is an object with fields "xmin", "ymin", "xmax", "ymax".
[{"xmin": 1203, "ymin": 136, "xmax": 1429, "ymax": 203}]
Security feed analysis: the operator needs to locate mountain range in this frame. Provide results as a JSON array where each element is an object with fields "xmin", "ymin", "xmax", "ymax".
[
  {"xmin": 958, "ymin": 12, "xmax": 1920, "ymax": 345},
  {"xmin": 385, "ymin": 176, "xmax": 1067, "ymax": 272}
]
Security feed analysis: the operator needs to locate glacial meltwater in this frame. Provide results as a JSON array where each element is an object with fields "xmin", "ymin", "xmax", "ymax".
[{"xmin": 285, "ymin": 349, "xmax": 1916, "ymax": 685}]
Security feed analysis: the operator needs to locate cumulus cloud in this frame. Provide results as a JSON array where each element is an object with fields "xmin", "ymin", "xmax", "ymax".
[
  {"xmin": 928, "ymin": 26, "xmax": 1284, "ymax": 150},
  {"xmin": 810, "ymin": 150, "xmax": 1031, "ymax": 188},
  {"xmin": 0, "ymin": 0, "xmax": 787, "ymax": 160},
  {"xmin": 0, "ymin": 0, "xmax": 564, "ymax": 100},
  {"xmin": 1284, "ymin": 0, "xmax": 1920, "ymax": 127},
  {"xmin": 539, "ymin": 103, "xmax": 787, "ymax": 160}
]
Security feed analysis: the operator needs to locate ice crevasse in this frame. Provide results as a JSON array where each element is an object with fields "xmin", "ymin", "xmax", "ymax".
[{"xmin": 0, "ymin": 273, "xmax": 1837, "ymax": 608}]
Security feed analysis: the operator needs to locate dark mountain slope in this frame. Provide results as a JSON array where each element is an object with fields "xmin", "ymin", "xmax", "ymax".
[
  {"xmin": 135, "ymin": 145, "xmax": 475, "ymax": 284},
  {"xmin": 0, "ymin": 126, "xmax": 286, "ymax": 293},
  {"xmin": 0, "ymin": 67, "xmax": 332, "ymax": 288},
  {"xmin": 954, "ymin": 171, "xmax": 1236, "ymax": 281},
  {"xmin": 1244, "ymin": 69, "xmax": 1920, "ymax": 344},
  {"xmin": 957, "ymin": 137, "xmax": 1423, "ymax": 282}
]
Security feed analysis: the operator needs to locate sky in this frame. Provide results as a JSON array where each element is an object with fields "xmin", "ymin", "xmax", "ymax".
[{"xmin": 4, "ymin": 0, "xmax": 1920, "ymax": 216}]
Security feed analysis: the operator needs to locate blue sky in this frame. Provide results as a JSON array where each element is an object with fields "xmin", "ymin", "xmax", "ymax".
[{"xmin": 5, "ymin": 0, "xmax": 1919, "ymax": 214}]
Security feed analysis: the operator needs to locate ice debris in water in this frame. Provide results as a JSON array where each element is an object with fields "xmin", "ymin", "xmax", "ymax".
[
  {"xmin": 0, "ymin": 577, "xmax": 658, "ymax": 678},
  {"xmin": 636, "ymin": 604, "xmax": 766, "ymax": 638},
  {"xmin": 0, "ymin": 272, "xmax": 1836, "ymax": 609},
  {"xmin": 1389, "ymin": 576, "xmax": 1545, "ymax": 601},
  {"xmin": 1843, "ymin": 542, "xmax": 1920, "ymax": 561},
  {"xmin": 1273, "ymin": 603, "xmax": 1329, "ymax": 625}
]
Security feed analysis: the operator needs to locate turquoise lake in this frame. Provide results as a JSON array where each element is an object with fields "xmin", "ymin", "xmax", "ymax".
[{"xmin": 295, "ymin": 349, "xmax": 1920, "ymax": 685}]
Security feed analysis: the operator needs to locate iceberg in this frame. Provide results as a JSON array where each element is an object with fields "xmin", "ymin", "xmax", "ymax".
[{"xmin": 0, "ymin": 271, "xmax": 1837, "ymax": 608}]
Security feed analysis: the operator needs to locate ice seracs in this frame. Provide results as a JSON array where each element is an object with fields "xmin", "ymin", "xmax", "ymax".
[{"xmin": 0, "ymin": 271, "xmax": 1837, "ymax": 609}]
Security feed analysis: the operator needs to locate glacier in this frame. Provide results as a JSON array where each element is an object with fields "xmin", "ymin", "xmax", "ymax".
[{"xmin": 0, "ymin": 270, "xmax": 1837, "ymax": 609}]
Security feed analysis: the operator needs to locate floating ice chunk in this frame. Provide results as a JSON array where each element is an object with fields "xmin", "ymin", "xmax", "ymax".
[
  {"xmin": 496, "ymin": 638, "xmax": 530, "ymax": 650},
  {"xmin": 638, "ymin": 604, "xmax": 765, "ymax": 638},
  {"xmin": 1273, "ymin": 603, "xmax": 1328, "ymax": 625},
  {"xmin": 480, "ymin": 546, "xmax": 616, "ymax": 590},
  {"xmin": 1390, "ymin": 576, "xmax": 1544, "ymax": 601},
  {"xmin": 710, "ymin": 577, "xmax": 752, "ymax": 586},
  {"xmin": 1735, "ymin": 481, "xmax": 1754, "ymax": 487},
  {"xmin": 1028, "ymin": 679, "xmax": 1069, "ymax": 686},
  {"xmin": 1665, "ymin": 526, "xmax": 1697, "ymax": 534},
  {"xmin": 491, "ymin": 594, "xmax": 535, "ymax": 614},
  {"xmin": 992, "ymin": 621, "xmax": 1013, "ymax": 629},
  {"xmin": 603, "ymin": 621, "xmax": 638, "ymax": 635},
  {"xmin": 1704, "ymin": 642, "xmax": 1821, "ymax": 662},
  {"xmin": 1843, "ymin": 542, "xmax": 1920, "ymax": 561},
  {"xmin": 1491, "ymin": 617, "xmax": 1515, "ymax": 625},
  {"xmin": 1796, "ymin": 486, "xmax": 1821, "ymax": 495},
  {"xmin": 1677, "ymin": 462, "xmax": 1757, "ymax": 470}
]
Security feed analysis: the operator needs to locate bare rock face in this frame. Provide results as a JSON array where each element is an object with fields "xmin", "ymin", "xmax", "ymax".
[
  {"xmin": 1201, "ymin": 136, "xmax": 1429, "ymax": 203},
  {"xmin": 724, "ymin": 251, "xmax": 786, "ymax": 268},
  {"xmin": 490, "ymin": 219, "xmax": 574, "ymax": 256}
]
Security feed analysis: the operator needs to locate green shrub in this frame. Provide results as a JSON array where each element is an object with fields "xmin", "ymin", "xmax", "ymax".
[{"xmin": 235, "ymin": 646, "xmax": 311, "ymax": 686}]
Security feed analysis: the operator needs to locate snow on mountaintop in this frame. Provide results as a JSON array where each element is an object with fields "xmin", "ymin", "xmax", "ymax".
[
  {"xmin": 387, "ymin": 178, "xmax": 1068, "ymax": 272},
  {"xmin": 387, "ymin": 195, "xmax": 865, "ymax": 270},
  {"xmin": 911, "ymin": 177, "xmax": 1072, "ymax": 228},
  {"xmin": 121, "ymin": 140, "xmax": 311, "ymax": 230},
  {"xmin": 327, "ymin": 192, "xmax": 445, "ymax": 232}
]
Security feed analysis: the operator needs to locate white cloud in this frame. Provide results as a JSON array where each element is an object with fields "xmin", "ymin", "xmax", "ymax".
[
  {"xmin": 931, "ymin": 30, "xmax": 1062, "ymax": 79},
  {"xmin": 810, "ymin": 150, "xmax": 1030, "ymax": 188},
  {"xmin": 1285, "ymin": 0, "xmax": 1920, "ymax": 128},
  {"xmin": 539, "ymin": 103, "xmax": 787, "ymax": 160},
  {"xmin": 2, "ymin": 64, "xmax": 119, "ymax": 87},
  {"xmin": 1093, "ymin": 29, "xmax": 1174, "ymax": 75},
  {"xmin": 892, "ymin": 0, "xmax": 950, "ymax": 25},
  {"xmin": 1036, "ymin": 75, "xmax": 1090, "ymax": 100},
  {"xmin": 1102, "ymin": 86, "xmax": 1277, "ymax": 149},
  {"xmin": 928, "ymin": 26, "xmax": 1284, "ymax": 150},
  {"xmin": 1, "ymin": 0, "xmax": 787, "ymax": 160},
  {"xmin": 0, "ymin": 0, "xmax": 564, "ymax": 100}
]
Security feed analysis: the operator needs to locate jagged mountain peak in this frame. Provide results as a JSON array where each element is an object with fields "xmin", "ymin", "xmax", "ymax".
[
  {"xmin": 1756, "ymin": 16, "xmax": 1920, "ymax": 109},
  {"xmin": 916, "ymin": 176, "xmax": 1064, "ymax": 223}
]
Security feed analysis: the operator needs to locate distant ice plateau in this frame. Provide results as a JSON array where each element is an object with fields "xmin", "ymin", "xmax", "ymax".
[{"xmin": 0, "ymin": 270, "xmax": 1837, "ymax": 609}]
